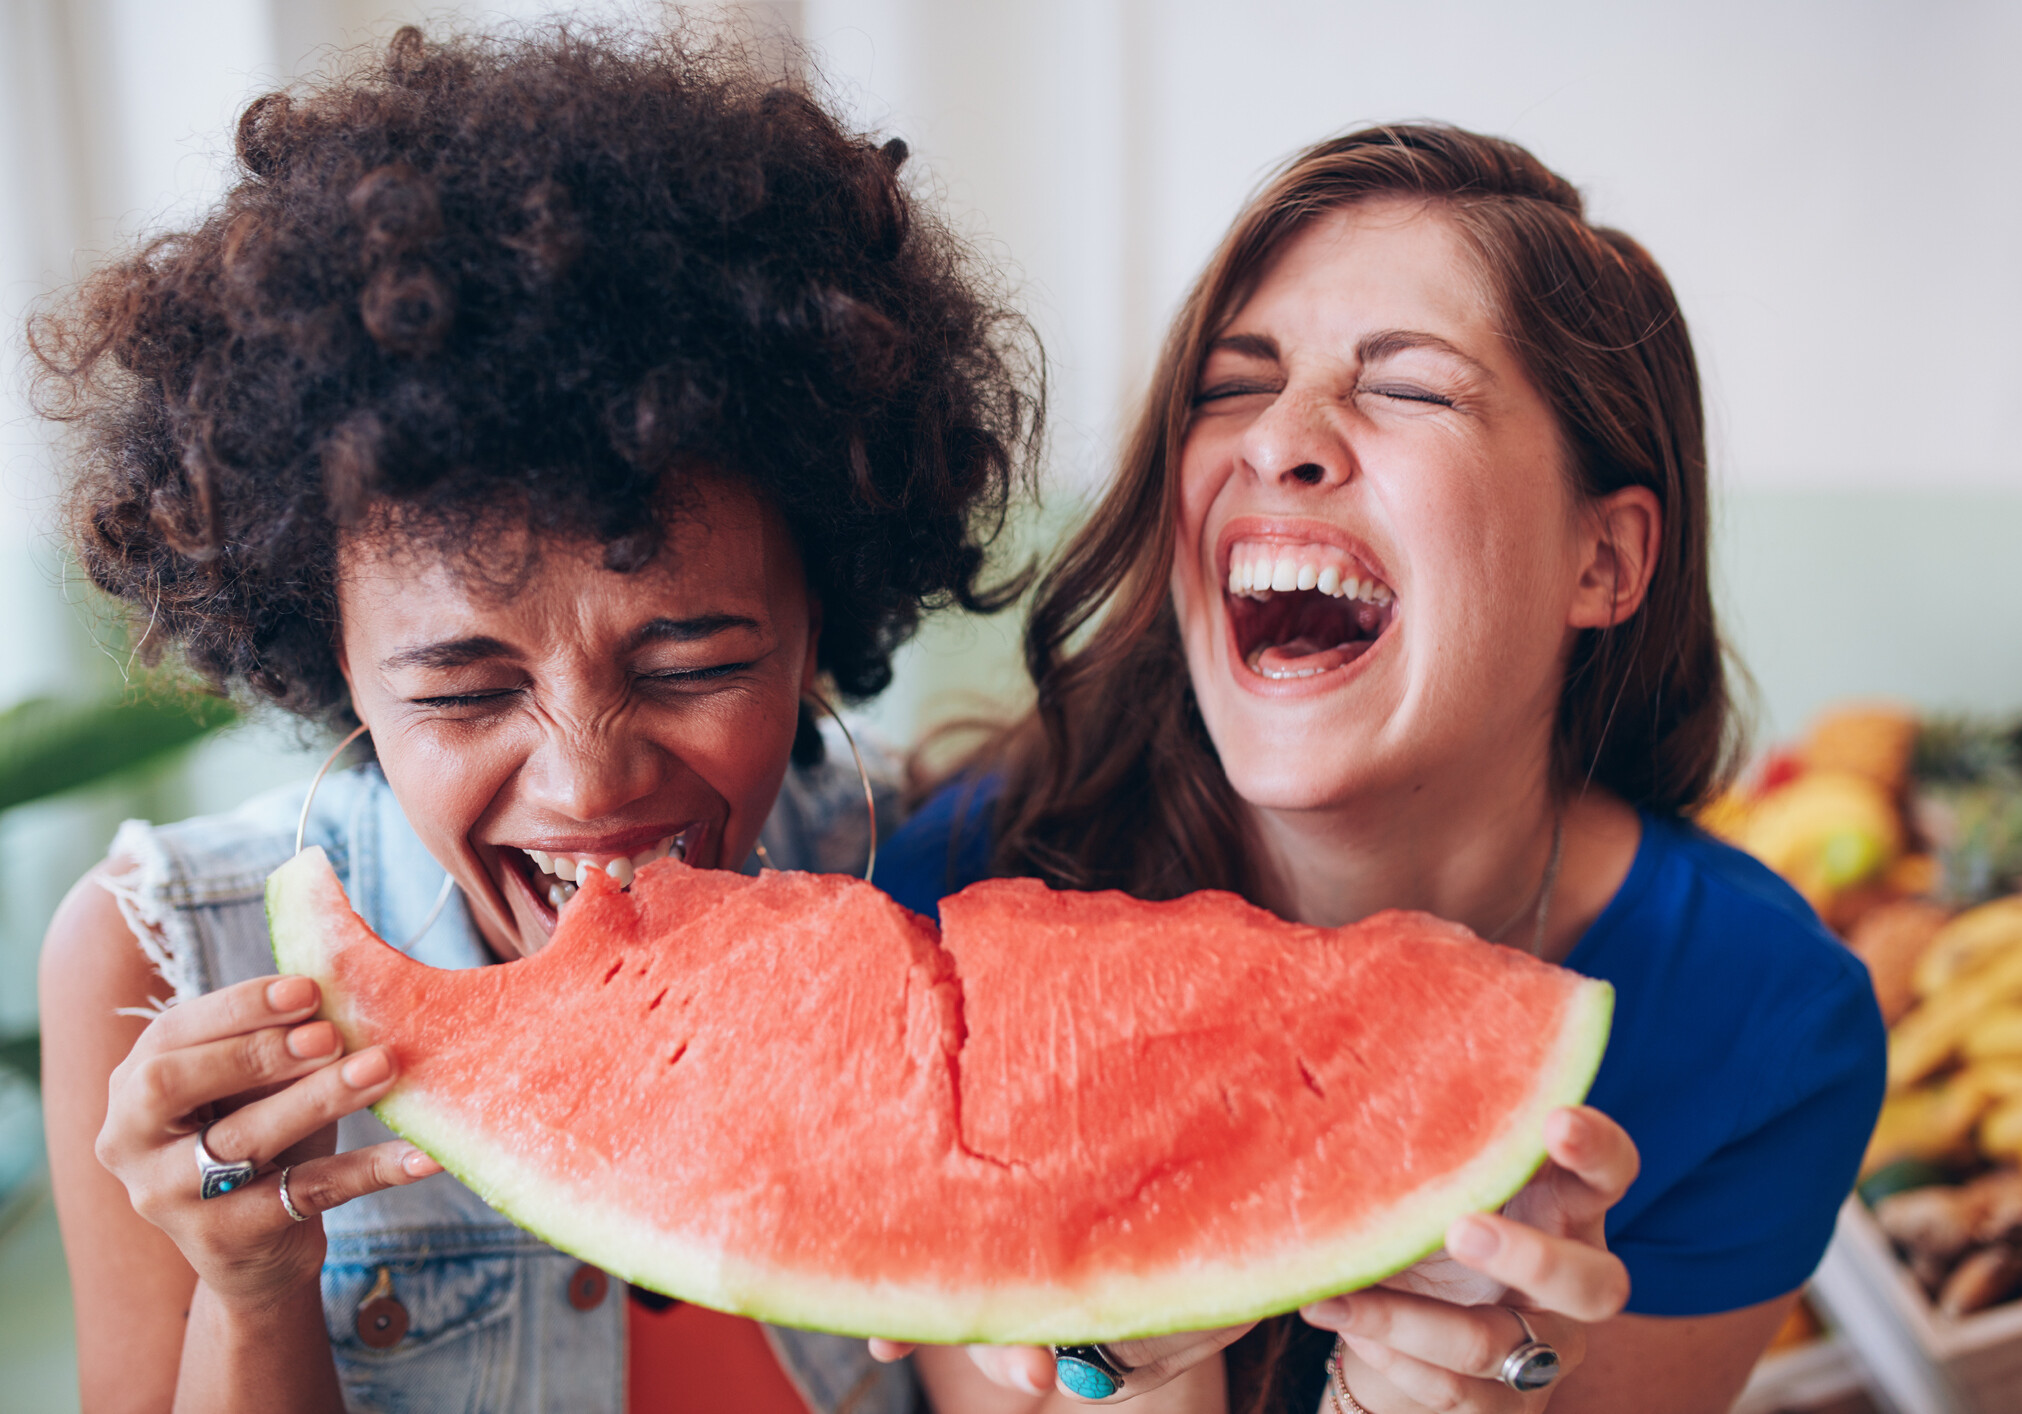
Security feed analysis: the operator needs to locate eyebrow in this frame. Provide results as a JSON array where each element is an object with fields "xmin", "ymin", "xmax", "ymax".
[
  {"xmin": 1205, "ymin": 331, "xmax": 1280, "ymax": 362},
  {"xmin": 1355, "ymin": 328, "xmax": 1497, "ymax": 381},
  {"xmin": 625, "ymin": 614, "xmax": 761, "ymax": 652},
  {"xmin": 380, "ymin": 636, "xmax": 516, "ymax": 672},
  {"xmin": 1205, "ymin": 327, "xmax": 1495, "ymax": 382},
  {"xmin": 378, "ymin": 615, "xmax": 760, "ymax": 673}
]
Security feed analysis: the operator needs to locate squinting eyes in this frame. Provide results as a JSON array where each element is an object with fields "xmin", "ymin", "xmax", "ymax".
[
  {"xmin": 408, "ymin": 663, "xmax": 754, "ymax": 713},
  {"xmin": 1189, "ymin": 382, "xmax": 1456, "ymax": 409},
  {"xmin": 1361, "ymin": 384, "xmax": 1456, "ymax": 408},
  {"xmin": 1192, "ymin": 382, "xmax": 1278, "ymax": 406}
]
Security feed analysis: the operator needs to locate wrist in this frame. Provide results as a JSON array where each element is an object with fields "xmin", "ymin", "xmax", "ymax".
[{"xmin": 200, "ymin": 1269, "xmax": 327, "ymax": 1326}]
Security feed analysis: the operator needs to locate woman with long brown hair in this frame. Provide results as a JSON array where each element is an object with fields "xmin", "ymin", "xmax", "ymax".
[{"xmin": 874, "ymin": 125, "xmax": 1885, "ymax": 1411}]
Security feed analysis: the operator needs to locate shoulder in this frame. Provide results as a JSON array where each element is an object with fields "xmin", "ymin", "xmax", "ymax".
[
  {"xmin": 876, "ymin": 774, "xmax": 1003, "ymax": 920},
  {"xmin": 81, "ymin": 768, "xmax": 379, "ymax": 1004},
  {"xmin": 1578, "ymin": 812, "xmax": 1879, "ymax": 1066},
  {"xmin": 40, "ymin": 859, "xmax": 169, "ymax": 1031},
  {"xmin": 1579, "ymin": 812, "xmax": 1887, "ymax": 1314}
]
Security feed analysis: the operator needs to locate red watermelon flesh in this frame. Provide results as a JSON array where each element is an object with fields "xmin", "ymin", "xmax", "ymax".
[{"xmin": 267, "ymin": 848, "xmax": 1611, "ymax": 1343}]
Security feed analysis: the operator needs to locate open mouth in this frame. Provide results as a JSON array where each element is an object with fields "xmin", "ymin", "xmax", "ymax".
[
  {"xmin": 504, "ymin": 824, "xmax": 707, "ymax": 920},
  {"xmin": 1224, "ymin": 540, "xmax": 1397, "ymax": 681}
]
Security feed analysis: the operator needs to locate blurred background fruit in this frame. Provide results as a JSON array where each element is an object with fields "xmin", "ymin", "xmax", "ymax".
[{"xmin": 1714, "ymin": 704, "xmax": 2022, "ymax": 1326}]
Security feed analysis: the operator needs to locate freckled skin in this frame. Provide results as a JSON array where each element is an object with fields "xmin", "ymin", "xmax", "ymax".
[{"xmin": 335, "ymin": 477, "xmax": 822, "ymax": 962}]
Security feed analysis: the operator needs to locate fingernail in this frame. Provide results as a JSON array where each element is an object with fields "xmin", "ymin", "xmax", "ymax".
[
  {"xmin": 341, "ymin": 1050, "xmax": 392, "ymax": 1087},
  {"xmin": 401, "ymin": 1148, "xmax": 441, "ymax": 1177},
  {"xmin": 267, "ymin": 976, "xmax": 315, "ymax": 1012},
  {"xmin": 1547, "ymin": 1107, "xmax": 1583, "ymax": 1149},
  {"xmin": 1448, "ymin": 1215, "xmax": 1501, "ymax": 1262},
  {"xmin": 286, "ymin": 1022, "xmax": 337, "ymax": 1058},
  {"xmin": 1302, "ymin": 1295, "xmax": 1354, "ymax": 1327}
]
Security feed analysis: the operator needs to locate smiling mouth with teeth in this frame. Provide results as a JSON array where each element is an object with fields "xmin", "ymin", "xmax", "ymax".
[
  {"xmin": 1224, "ymin": 541, "xmax": 1397, "ymax": 681},
  {"xmin": 513, "ymin": 825, "xmax": 705, "ymax": 913}
]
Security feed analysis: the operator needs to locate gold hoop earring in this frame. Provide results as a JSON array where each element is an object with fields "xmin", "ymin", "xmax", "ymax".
[
  {"xmin": 754, "ymin": 695, "xmax": 878, "ymax": 883},
  {"xmin": 295, "ymin": 723, "xmax": 457, "ymax": 948}
]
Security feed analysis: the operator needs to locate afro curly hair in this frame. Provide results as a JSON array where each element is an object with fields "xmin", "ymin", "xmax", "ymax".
[{"xmin": 31, "ymin": 22, "xmax": 1041, "ymax": 734}]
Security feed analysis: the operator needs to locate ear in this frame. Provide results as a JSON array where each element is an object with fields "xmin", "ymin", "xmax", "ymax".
[
  {"xmin": 800, "ymin": 594, "xmax": 824, "ymax": 695},
  {"xmin": 332, "ymin": 632, "xmax": 369, "ymax": 729},
  {"xmin": 1568, "ymin": 486, "xmax": 1662, "ymax": 630}
]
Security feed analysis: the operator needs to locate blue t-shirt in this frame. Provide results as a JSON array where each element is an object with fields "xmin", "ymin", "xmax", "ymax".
[{"xmin": 877, "ymin": 781, "xmax": 1887, "ymax": 1318}]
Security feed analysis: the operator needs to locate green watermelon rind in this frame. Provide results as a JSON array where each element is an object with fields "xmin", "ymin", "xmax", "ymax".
[{"xmin": 268, "ymin": 847, "xmax": 1615, "ymax": 1344}]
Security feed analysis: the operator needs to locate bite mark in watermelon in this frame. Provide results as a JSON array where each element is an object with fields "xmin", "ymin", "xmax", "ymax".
[{"xmin": 267, "ymin": 847, "xmax": 1611, "ymax": 1343}]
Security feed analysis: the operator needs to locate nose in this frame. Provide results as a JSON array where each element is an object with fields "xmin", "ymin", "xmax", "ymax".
[
  {"xmin": 1239, "ymin": 388, "xmax": 1356, "ymax": 490},
  {"xmin": 522, "ymin": 713, "xmax": 668, "ymax": 823}
]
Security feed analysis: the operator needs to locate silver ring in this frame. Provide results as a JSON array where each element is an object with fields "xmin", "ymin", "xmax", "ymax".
[
  {"xmin": 277, "ymin": 1165, "xmax": 311, "ymax": 1222},
  {"xmin": 1051, "ymin": 1344, "xmax": 1133, "ymax": 1402},
  {"xmin": 1498, "ymin": 1307, "xmax": 1562, "ymax": 1392},
  {"xmin": 193, "ymin": 1121, "xmax": 259, "ymax": 1200}
]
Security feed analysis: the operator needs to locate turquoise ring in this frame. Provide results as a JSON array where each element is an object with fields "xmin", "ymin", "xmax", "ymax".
[
  {"xmin": 194, "ymin": 1121, "xmax": 259, "ymax": 1200},
  {"xmin": 1052, "ymin": 1344, "xmax": 1131, "ymax": 1402}
]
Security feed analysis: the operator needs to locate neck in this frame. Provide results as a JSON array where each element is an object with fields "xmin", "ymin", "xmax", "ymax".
[{"xmin": 1245, "ymin": 740, "xmax": 1560, "ymax": 950}]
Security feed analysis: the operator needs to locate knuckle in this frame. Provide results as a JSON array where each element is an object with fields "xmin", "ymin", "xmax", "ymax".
[
  {"xmin": 1586, "ymin": 1261, "xmax": 1631, "ymax": 1321},
  {"xmin": 226, "ymin": 976, "xmax": 276, "ymax": 1030},
  {"xmin": 1455, "ymin": 1319, "xmax": 1498, "ymax": 1376},
  {"xmin": 135, "ymin": 1054, "xmax": 179, "ymax": 1112},
  {"xmin": 236, "ymin": 1028, "xmax": 287, "ymax": 1080},
  {"xmin": 1421, "ymin": 1369, "xmax": 1471, "ymax": 1412},
  {"xmin": 289, "ymin": 1165, "xmax": 342, "ymax": 1216},
  {"xmin": 1346, "ymin": 1297, "xmax": 1393, "ymax": 1340},
  {"xmin": 128, "ymin": 1178, "xmax": 171, "ymax": 1224},
  {"xmin": 1512, "ymin": 1232, "xmax": 1563, "ymax": 1292},
  {"xmin": 91, "ymin": 1122, "xmax": 124, "ymax": 1171}
]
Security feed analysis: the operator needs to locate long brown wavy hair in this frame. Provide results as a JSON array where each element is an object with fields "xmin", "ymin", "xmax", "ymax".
[
  {"xmin": 977, "ymin": 122, "xmax": 1739, "ymax": 912},
  {"xmin": 967, "ymin": 124, "xmax": 1743, "ymax": 1412}
]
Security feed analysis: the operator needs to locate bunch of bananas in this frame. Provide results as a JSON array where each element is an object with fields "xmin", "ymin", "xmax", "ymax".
[
  {"xmin": 1869, "ymin": 897, "xmax": 2022, "ymax": 1174},
  {"xmin": 1715, "ymin": 704, "xmax": 2022, "ymax": 1318}
]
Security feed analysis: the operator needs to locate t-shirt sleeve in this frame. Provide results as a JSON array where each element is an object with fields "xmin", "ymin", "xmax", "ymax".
[
  {"xmin": 1609, "ymin": 959, "xmax": 1886, "ymax": 1316},
  {"xmin": 874, "ymin": 776, "xmax": 1000, "ymax": 921}
]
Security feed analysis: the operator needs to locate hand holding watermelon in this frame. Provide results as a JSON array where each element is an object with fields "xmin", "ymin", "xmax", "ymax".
[
  {"xmin": 875, "ymin": 1106, "xmax": 1636, "ymax": 1408},
  {"xmin": 92, "ymin": 973, "xmax": 442, "ymax": 1311},
  {"xmin": 1302, "ymin": 1105, "xmax": 1635, "ymax": 1411}
]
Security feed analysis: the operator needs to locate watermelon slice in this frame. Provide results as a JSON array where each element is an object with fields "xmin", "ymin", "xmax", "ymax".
[{"xmin": 268, "ymin": 847, "xmax": 1611, "ymax": 1343}]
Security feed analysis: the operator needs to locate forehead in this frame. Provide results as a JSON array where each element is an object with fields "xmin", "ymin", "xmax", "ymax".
[
  {"xmin": 1227, "ymin": 197, "xmax": 1497, "ymax": 341},
  {"xmin": 335, "ymin": 476, "xmax": 795, "ymax": 626}
]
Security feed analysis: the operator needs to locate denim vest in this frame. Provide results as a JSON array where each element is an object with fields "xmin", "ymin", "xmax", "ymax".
[{"xmin": 105, "ymin": 729, "xmax": 917, "ymax": 1414}]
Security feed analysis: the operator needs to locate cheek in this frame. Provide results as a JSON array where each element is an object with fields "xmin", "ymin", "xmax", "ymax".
[
  {"xmin": 664, "ymin": 668, "xmax": 807, "ymax": 815},
  {"xmin": 374, "ymin": 723, "xmax": 524, "ymax": 851},
  {"xmin": 1172, "ymin": 438, "xmax": 1230, "ymax": 623}
]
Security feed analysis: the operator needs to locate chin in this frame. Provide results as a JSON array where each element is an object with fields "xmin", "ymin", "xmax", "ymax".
[{"xmin": 1214, "ymin": 727, "xmax": 1390, "ymax": 814}]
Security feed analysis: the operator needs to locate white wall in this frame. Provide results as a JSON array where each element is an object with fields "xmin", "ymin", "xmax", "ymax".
[
  {"xmin": 806, "ymin": 0, "xmax": 2022, "ymax": 493},
  {"xmin": 801, "ymin": 1, "xmax": 2022, "ymax": 747}
]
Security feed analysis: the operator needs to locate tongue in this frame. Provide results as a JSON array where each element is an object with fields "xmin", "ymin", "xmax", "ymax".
[{"xmin": 1247, "ymin": 637, "xmax": 1371, "ymax": 678}]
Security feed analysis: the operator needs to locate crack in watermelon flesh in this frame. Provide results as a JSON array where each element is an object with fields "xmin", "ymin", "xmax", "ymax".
[{"xmin": 267, "ymin": 847, "xmax": 1611, "ymax": 1343}]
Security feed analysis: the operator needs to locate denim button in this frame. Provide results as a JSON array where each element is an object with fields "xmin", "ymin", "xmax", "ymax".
[
  {"xmin": 355, "ymin": 1266, "xmax": 409, "ymax": 1349},
  {"xmin": 568, "ymin": 1264, "xmax": 609, "ymax": 1311}
]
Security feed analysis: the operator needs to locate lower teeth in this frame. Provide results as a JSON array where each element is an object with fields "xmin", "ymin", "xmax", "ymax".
[
  {"xmin": 1245, "ymin": 645, "xmax": 1332, "ymax": 680},
  {"xmin": 548, "ymin": 881, "xmax": 578, "ymax": 908}
]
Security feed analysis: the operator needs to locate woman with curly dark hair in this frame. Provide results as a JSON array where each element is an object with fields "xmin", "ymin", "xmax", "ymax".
[{"xmin": 34, "ymin": 25, "xmax": 1035, "ymax": 1414}]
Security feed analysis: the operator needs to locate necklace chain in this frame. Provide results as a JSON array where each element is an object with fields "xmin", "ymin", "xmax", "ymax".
[{"xmin": 1486, "ymin": 811, "xmax": 1566, "ymax": 956}]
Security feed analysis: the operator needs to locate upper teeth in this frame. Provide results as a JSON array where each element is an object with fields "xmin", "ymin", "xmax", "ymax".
[
  {"xmin": 1224, "ymin": 544, "xmax": 1393, "ymax": 604},
  {"xmin": 522, "ymin": 831, "xmax": 689, "ymax": 890}
]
